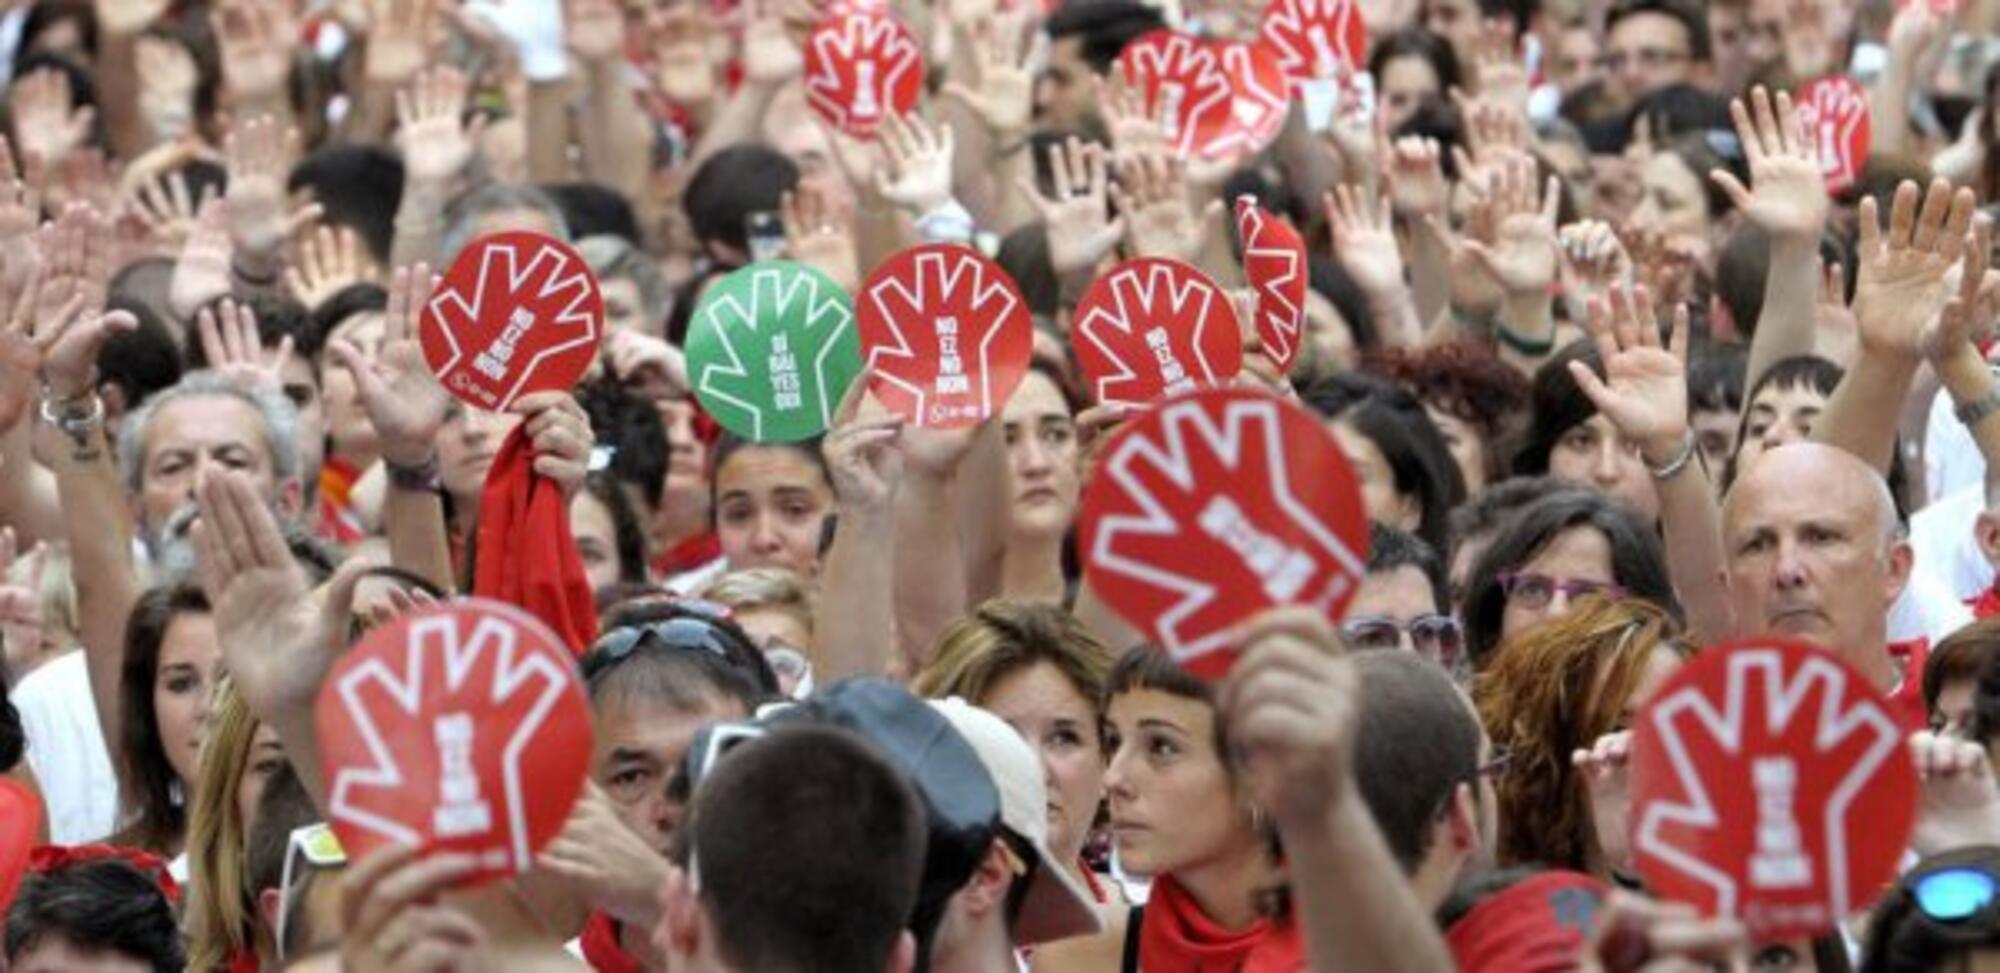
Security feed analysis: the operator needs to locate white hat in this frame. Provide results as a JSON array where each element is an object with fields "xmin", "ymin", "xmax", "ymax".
[{"xmin": 928, "ymin": 698, "xmax": 1105, "ymax": 945}]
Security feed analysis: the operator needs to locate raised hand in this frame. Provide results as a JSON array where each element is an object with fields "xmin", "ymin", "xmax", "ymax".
[
  {"xmin": 1326, "ymin": 182, "xmax": 1406, "ymax": 299},
  {"xmin": 0, "ymin": 138, "xmax": 41, "ymax": 297},
  {"xmin": 1453, "ymin": 88, "xmax": 1531, "ymax": 176},
  {"xmin": 821, "ymin": 368, "xmax": 904, "ymax": 512},
  {"xmin": 1111, "ymin": 148, "xmax": 1216, "ymax": 263},
  {"xmin": 8, "ymin": 69, "xmax": 94, "ymax": 168},
  {"xmin": 129, "ymin": 169, "xmax": 206, "ymax": 253},
  {"xmin": 1852, "ymin": 178, "xmax": 1979, "ymax": 362},
  {"xmin": 565, "ymin": 0, "xmax": 628, "ymax": 65},
  {"xmin": 781, "ymin": 186, "xmax": 858, "ymax": 293},
  {"xmin": 212, "ymin": 0, "xmax": 294, "ymax": 103},
  {"xmin": 1097, "ymin": 73, "xmax": 1168, "ymax": 166},
  {"xmin": 873, "ymin": 113, "xmax": 955, "ymax": 216},
  {"xmin": 1569, "ymin": 284, "xmax": 1691, "ymax": 465},
  {"xmin": 134, "ymin": 36, "xmax": 199, "ymax": 143},
  {"xmin": 396, "ymin": 67, "xmax": 484, "ymax": 188},
  {"xmin": 1711, "ymin": 87, "xmax": 1827, "ymax": 240},
  {"xmin": 0, "ymin": 528, "xmax": 47, "ymax": 675},
  {"xmin": 1456, "ymin": 154, "xmax": 1560, "ymax": 295},
  {"xmin": 538, "ymin": 784, "xmax": 670, "ymax": 927},
  {"xmin": 1558, "ymin": 219, "xmax": 1635, "ymax": 308},
  {"xmin": 196, "ymin": 299, "xmax": 291, "ymax": 395},
  {"xmin": 1577, "ymin": 892, "xmax": 1748, "ymax": 973},
  {"xmin": 1572, "ymin": 729, "xmax": 1635, "ymax": 874},
  {"xmin": 940, "ymin": 15, "xmax": 1033, "ymax": 140},
  {"xmin": 338, "ymin": 843, "xmax": 487, "ymax": 973},
  {"xmin": 1911, "ymin": 730, "xmax": 2000, "ymax": 855},
  {"xmin": 327, "ymin": 264, "xmax": 451, "ymax": 469},
  {"xmin": 511, "ymin": 391, "xmax": 594, "ymax": 499},
  {"xmin": 225, "ymin": 116, "xmax": 314, "ymax": 257},
  {"xmin": 36, "ymin": 204, "xmax": 130, "ymax": 401},
  {"xmin": 602, "ymin": 326, "xmax": 688, "ymax": 389},
  {"xmin": 1381, "ymin": 135, "xmax": 1448, "ymax": 219},
  {"xmin": 1220, "ymin": 607, "xmax": 1360, "ymax": 828},
  {"xmin": 170, "ymin": 199, "xmax": 234, "ymax": 320},
  {"xmin": 1018, "ymin": 137, "xmax": 1123, "ymax": 278},
  {"xmin": 366, "ymin": 0, "xmax": 441, "ymax": 87},
  {"xmin": 646, "ymin": 7, "xmax": 717, "ymax": 106},
  {"xmin": 95, "ymin": 0, "xmax": 171, "ymax": 35},
  {"xmin": 1469, "ymin": 21, "xmax": 1529, "ymax": 111},
  {"xmin": 286, "ymin": 225, "xmax": 378, "ymax": 309},
  {"xmin": 1922, "ymin": 218, "xmax": 1995, "ymax": 368},
  {"xmin": 740, "ymin": 0, "xmax": 804, "ymax": 86}
]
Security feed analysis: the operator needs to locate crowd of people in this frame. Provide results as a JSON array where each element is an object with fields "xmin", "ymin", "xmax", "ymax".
[{"xmin": 2, "ymin": 0, "xmax": 2000, "ymax": 968}]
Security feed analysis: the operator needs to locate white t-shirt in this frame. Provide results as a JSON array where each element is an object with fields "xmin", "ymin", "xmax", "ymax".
[
  {"xmin": 1890, "ymin": 565, "xmax": 1976, "ymax": 648},
  {"xmin": 14, "ymin": 651, "xmax": 119, "ymax": 843},
  {"xmin": 1909, "ymin": 485, "xmax": 1995, "ymax": 602},
  {"xmin": 1925, "ymin": 388, "xmax": 1986, "ymax": 507}
]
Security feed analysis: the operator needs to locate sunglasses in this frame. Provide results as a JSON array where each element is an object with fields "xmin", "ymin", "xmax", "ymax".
[
  {"xmin": 276, "ymin": 823, "xmax": 347, "ymax": 962},
  {"xmin": 1340, "ymin": 614, "xmax": 1463, "ymax": 664},
  {"xmin": 580, "ymin": 599, "xmax": 741, "ymax": 682},
  {"xmin": 1915, "ymin": 866, "xmax": 1999, "ymax": 922},
  {"xmin": 1497, "ymin": 572, "xmax": 1627, "ymax": 611}
]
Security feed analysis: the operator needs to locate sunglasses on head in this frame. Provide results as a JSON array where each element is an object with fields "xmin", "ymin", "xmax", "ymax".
[
  {"xmin": 276, "ymin": 823, "xmax": 347, "ymax": 962},
  {"xmin": 1914, "ymin": 866, "xmax": 2000, "ymax": 924},
  {"xmin": 580, "ymin": 599, "xmax": 768, "ymax": 684}
]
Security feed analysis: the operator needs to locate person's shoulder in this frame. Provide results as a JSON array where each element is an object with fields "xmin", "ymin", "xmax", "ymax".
[{"xmin": 12, "ymin": 650, "xmax": 88, "ymax": 703}]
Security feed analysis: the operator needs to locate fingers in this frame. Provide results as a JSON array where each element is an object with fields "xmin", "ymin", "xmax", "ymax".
[{"xmin": 832, "ymin": 364, "xmax": 874, "ymax": 426}]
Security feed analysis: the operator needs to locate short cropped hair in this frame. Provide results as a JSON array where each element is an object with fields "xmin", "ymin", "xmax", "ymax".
[
  {"xmin": 1366, "ymin": 523, "xmax": 1449, "ymax": 615},
  {"xmin": 1353, "ymin": 651, "xmax": 1481, "ymax": 874},
  {"xmin": 580, "ymin": 234, "xmax": 673, "ymax": 333},
  {"xmin": 1044, "ymin": 0, "xmax": 1165, "ymax": 73},
  {"xmin": 677, "ymin": 725, "xmax": 925, "ymax": 973},
  {"xmin": 440, "ymin": 183, "xmax": 573, "ymax": 266},
  {"xmin": 5, "ymin": 858, "xmax": 185, "ymax": 971},
  {"xmin": 1605, "ymin": 0, "xmax": 1710, "ymax": 62},
  {"xmin": 116, "ymin": 370, "xmax": 303, "ymax": 496}
]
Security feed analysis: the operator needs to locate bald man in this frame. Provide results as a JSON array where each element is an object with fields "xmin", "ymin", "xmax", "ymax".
[{"xmin": 1723, "ymin": 443, "xmax": 1921, "ymax": 721}]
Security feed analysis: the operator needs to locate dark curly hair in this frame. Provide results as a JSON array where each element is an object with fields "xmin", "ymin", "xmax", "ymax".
[{"xmin": 1368, "ymin": 340, "xmax": 1532, "ymax": 480}]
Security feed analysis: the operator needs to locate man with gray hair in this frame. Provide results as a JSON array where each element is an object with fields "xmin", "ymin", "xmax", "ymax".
[
  {"xmin": 115, "ymin": 370, "xmax": 304, "ymax": 576},
  {"xmin": 1722, "ymin": 441, "xmax": 1918, "ymax": 721}
]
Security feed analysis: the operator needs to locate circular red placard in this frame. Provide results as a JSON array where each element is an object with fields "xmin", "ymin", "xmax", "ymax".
[
  {"xmin": 419, "ymin": 231, "xmax": 605, "ymax": 412},
  {"xmin": 1795, "ymin": 76, "xmax": 1871, "ymax": 195},
  {"xmin": 1218, "ymin": 41, "xmax": 1289, "ymax": 157},
  {"xmin": 857, "ymin": 244, "xmax": 1034, "ymax": 428},
  {"xmin": 0, "ymin": 778, "xmax": 39, "ymax": 915},
  {"xmin": 1073, "ymin": 257, "xmax": 1243, "ymax": 407},
  {"xmin": 315, "ymin": 598, "xmax": 594, "ymax": 885},
  {"xmin": 1630, "ymin": 638, "xmax": 1917, "ymax": 941},
  {"xmin": 1078, "ymin": 387, "xmax": 1369, "ymax": 678},
  {"xmin": 1118, "ymin": 29, "xmax": 1237, "ymax": 160},
  {"xmin": 1235, "ymin": 197, "xmax": 1308, "ymax": 374},
  {"xmin": 803, "ymin": 11, "xmax": 924, "ymax": 139},
  {"xmin": 1258, "ymin": 0, "xmax": 1368, "ymax": 84}
]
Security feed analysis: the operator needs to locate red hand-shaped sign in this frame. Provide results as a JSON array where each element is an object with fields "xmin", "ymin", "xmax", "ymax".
[
  {"xmin": 1219, "ymin": 41, "xmax": 1289, "ymax": 157},
  {"xmin": 1258, "ymin": 0, "xmax": 1368, "ymax": 84},
  {"xmin": 1073, "ymin": 257, "xmax": 1243, "ymax": 408},
  {"xmin": 1235, "ymin": 197, "xmax": 1308, "ymax": 374},
  {"xmin": 1794, "ymin": 76, "xmax": 1871, "ymax": 195},
  {"xmin": 420, "ymin": 232, "xmax": 605, "ymax": 412},
  {"xmin": 1631, "ymin": 638, "xmax": 1917, "ymax": 940},
  {"xmin": 804, "ymin": 10, "xmax": 923, "ymax": 139},
  {"xmin": 1118, "ymin": 30, "xmax": 1236, "ymax": 160},
  {"xmin": 0, "ymin": 778, "xmax": 38, "ymax": 915},
  {"xmin": 857, "ymin": 244, "xmax": 1034, "ymax": 428},
  {"xmin": 316, "ymin": 599, "xmax": 594, "ymax": 885},
  {"xmin": 1079, "ymin": 387, "xmax": 1369, "ymax": 678}
]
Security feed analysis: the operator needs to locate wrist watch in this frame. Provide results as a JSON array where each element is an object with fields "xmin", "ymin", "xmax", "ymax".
[
  {"xmin": 385, "ymin": 452, "xmax": 442, "ymax": 493},
  {"xmin": 38, "ymin": 390, "xmax": 103, "ymax": 441},
  {"xmin": 1955, "ymin": 387, "xmax": 2000, "ymax": 427}
]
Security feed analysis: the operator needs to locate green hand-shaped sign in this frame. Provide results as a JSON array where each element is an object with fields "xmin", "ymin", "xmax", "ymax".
[{"xmin": 685, "ymin": 261, "xmax": 862, "ymax": 442}]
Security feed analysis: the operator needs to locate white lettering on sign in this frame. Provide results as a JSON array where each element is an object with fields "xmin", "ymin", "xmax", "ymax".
[
  {"xmin": 854, "ymin": 60, "xmax": 880, "ymax": 118},
  {"xmin": 1159, "ymin": 83, "xmax": 1186, "ymax": 140},
  {"xmin": 934, "ymin": 316, "xmax": 970, "ymax": 395},
  {"xmin": 433, "ymin": 712, "xmax": 492, "ymax": 837},
  {"xmin": 1196, "ymin": 494, "xmax": 1315, "ymax": 602},
  {"xmin": 473, "ymin": 307, "xmax": 537, "ymax": 381},
  {"xmin": 1749, "ymin": 757, "xmax": 1811, "ymax": 889},
  {"xmin": 1146, "ymin": 327, "xmax": 1195, "ymax": 396},
  {"xmin": 770, "ymin": 333, "xmax": 803, "ymax": 411},
  {"xmin": 1310, "ymin": 31, "xmax": 1341, "ymax": 78}
]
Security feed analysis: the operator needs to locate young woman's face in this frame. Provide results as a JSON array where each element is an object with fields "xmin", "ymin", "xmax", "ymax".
[
  {"xmin": 1333, "ymin": 421, "xmax": 1421, "ymax": 534},
  {"xmin": 1001, "ymin": 372, "xmax": 1081, "ymax": 540},
  {"xmin": 714, "ymin": 446, "xmax": 833, "ymax": 576},
  {"xmin": 570, "ymin": 490, "xmax": 626, "ymax": 593},
  {"xmin": 1734, "ymin": 382, "xmax": 1824, "ymax": 476},
  {"xmin": 1547, "ymin": 413, "xmax": 1660, "ymax": 521},
  {"xmin": 1426, "ymin": 405, "xmax": 1489, "ymax": 495},
  {"xmin": 982, "ymin": 662, "xmax": 1106, "ymax": 865},
  {"xmin": 156, "ymin": 612, "xmax": 223, "ymax": 791},
  {"xmin": 1498, "ymin": 525, "xmax": 1620, "ymax": 643},
  {"xmin": 1377, "ymin": 54, "xmax": 1442, "ymax": 133},
  {"xmin": 1104, "ymin": 689, "xmax": 1257, "ymax": 878},
  {"xmin": 435, "ymin": 405, "xmax": 521, "ymax": 508},
  {"xmin": 1629, "ymin": 151, "xmax": 1712, "ymax": 246}
]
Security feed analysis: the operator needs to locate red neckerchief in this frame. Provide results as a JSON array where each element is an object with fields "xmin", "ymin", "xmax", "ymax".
[
  {"xmin": 1139, "ymin": 873, "xmax": 1305, "ymax": 973},
  {"xmin": 1971, "ymin": 586, "xmax": 2000, "ymax": 620},
  {"xmin": 1081, "ymin": 859, "xmax": 1109, "ymax": 905},
  {"xmin": 26, "ymin": 844, "xmax": 180, "ymax": 903},
  {"xmin": 1887, "ymin": 637, "xmax": 1933, "ymax": 733},
  {"xmin": 225, "ymin": 947, "xmax": 259, "ymax": 973},
  {"xmin": 652, "ymin": 531, "xmax": 721, "ymax": 578},
  {"xmin": 316, "ymin": 455, "xmax": 366, "ymax": 544},
  {"xmin": 580, "ymin": 911, "xmax": 642, "ymax": 973},
  {"xmin": 471, "ymin": 426, "xmax": 600, "ymax": 656}
]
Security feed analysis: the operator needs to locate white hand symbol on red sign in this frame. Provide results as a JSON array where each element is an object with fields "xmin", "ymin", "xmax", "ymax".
[
  {"xmin": 805, "ymin": 12, "xmax": 922, "ymax": 138},
  {"xmin": 1236, "ymin": 199, "xmax": 1307, "ymax": 374},
  {"xmin": 1217, "ymin": 42, "xmax": 1288, "ymax": 158},
  {"xmin": 320, "ymin": 603, "xmax": 591, "ymax": 880},
  {"xmin": 1119, "ymin": 30, "xmax": 1234, "ymax": 160},
  {"xmin": 1083, "ymin": 391, "xmax": 1367, "ymax": 674},
  {"xmin": 859, "ymin": 244, "xmax": 1031, "ymax": 428},
  {"xmin": 1073, "ymin": 258, "xmax": 1242, "ymax": 407},
  {"xmin": 1259, "ymin": 0, "xmax": 1367, "ymax": 83},
  {"xmin": 1633, "ymin": 642, "xmax": 1915, "ymax": 939},
  {"xmin": 1794, "ymin": 78, "xmax": 1870, "ymax": 194},
  {"xmin": 421, "ymin": 234, "xmax": 602, "ymax": 412}
]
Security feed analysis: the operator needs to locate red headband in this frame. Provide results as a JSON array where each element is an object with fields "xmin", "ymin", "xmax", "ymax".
[{"xmin": 26, "ymin": 844, "xmax": 182, "ymax": 904}]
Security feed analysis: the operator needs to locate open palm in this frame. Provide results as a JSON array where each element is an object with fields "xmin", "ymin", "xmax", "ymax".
[
  {"xmin": 1713, "ymin": 88, "xmax": 1827, "ymax": 239},
  {"xmin": 1569, "ymin": 284, "xmax": 1689, "ymax": 448},
  {"xmin": 1852, "ymin": 180, "xmax": 1978, "ymax": 359},
  {"xmin": 329, "ymin": 266, "xmax": 450, "ymax": 467}
]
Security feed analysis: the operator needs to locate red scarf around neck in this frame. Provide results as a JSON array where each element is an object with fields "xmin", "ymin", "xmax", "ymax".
[
  {"xmin": 471, "ymin": 425, "xmax": 599, "ymax": 655},
  {"xmin": 1139, "ymin": 873, "xmax": 1305, "ymax": 973}
]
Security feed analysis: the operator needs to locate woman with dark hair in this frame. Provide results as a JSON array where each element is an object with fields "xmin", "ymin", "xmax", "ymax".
[
  {"xmin": 1300, "ymin": 376, "xmax": 1466, "ymax": 553},
  {"xmin": 573, "ymin": 471, "xmax": 651, "ymax": 594},
  {"xmin": 1369, "ymin": 340, "xmax": 1533, "ymax": 493},
  {"xmin": 997, "ymin": 360, "xmax": 1087, "ymax": 604},
  {"xmin": 1627, "ymin": 131, "xmax": 1747, "ymax": 278},
  {"xmin": 678, "ymin": 433, "xmax": 835, "ymax": 591},
  {"xmin": 1515, "ymin": 339, "xmax": 1660, "ymax": 522},
  {"xmin": 1459, "ymin": 491, "xmax": 1678, "ymax": 668},
  {"xmin": 1101, "ymin": 647, "xmax": 1301, "ymax": 968},
  {"xmin": 1369, "ymin": 29, "xmax": 1462, "ymax": 134},
  {"xmin": 114, "ymin": 582, "xmax": 219, "ymax": 859}
]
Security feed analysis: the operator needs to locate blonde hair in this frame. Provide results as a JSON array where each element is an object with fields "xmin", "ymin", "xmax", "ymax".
[
  {"xmin": 184, "ymin": 682, "xmax": 269, "ymax": 972},
  {"xmin": 701, "ymin": 567, "xmax": 818, "ymax": 636},
  {"xmin": 911, "ymin": 600, "xmax": 1112, "ymax": 707}
]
